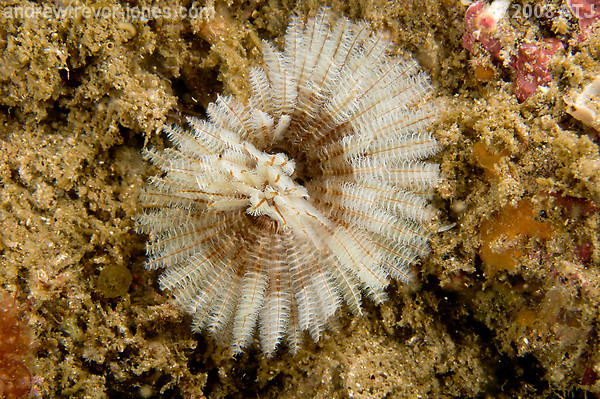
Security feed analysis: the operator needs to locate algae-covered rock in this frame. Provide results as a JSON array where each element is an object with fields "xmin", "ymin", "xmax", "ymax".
[{"xmin": 0, "ymin": 0, "xmax": 598, "ymax": 397}]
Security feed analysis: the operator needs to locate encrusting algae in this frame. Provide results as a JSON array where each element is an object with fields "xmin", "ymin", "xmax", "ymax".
[{"xmin": 479, "ymin": 199, "xmax": 551, "ymax": 275}]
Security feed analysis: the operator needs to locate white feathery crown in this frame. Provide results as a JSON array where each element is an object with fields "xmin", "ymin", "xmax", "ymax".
[{"xmin": 136, "ymin": 9, "xmax": 440, "ymax": 355}]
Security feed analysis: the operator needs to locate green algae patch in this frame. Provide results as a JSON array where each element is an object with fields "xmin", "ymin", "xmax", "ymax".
[{"xmin": 96, "ymin": 264, "xmax": 132, "ymax": 298}]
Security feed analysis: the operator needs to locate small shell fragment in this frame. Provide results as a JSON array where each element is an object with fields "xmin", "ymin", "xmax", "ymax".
[{"xmin": 565, "ymin": 77, "xmax": 600, "ymax": 131}]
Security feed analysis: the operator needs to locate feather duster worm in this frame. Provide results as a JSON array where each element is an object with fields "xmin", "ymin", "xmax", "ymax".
[{"xmin": 136, "ymin": 9, "xmax": 440, "ymax": 355}]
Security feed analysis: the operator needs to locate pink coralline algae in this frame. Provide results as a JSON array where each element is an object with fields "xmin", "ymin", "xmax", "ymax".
[
  {"xmin": 463, "ymin": 0, "xmax": 508, "ymax": 60},
  {"xmin": 0, "ymin": 294, "xmax": 31, "ymax": 398},
  {"xmin": 568, "ymin": 0, "xmax": 600, "ymax": 40},
  {"xmin": 513, "ymin": 39, "xmax": 564, "ymax": 103},
  {"xmin": 463, "ymin": 0, "xmax": 564, "ymax": 102}
]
